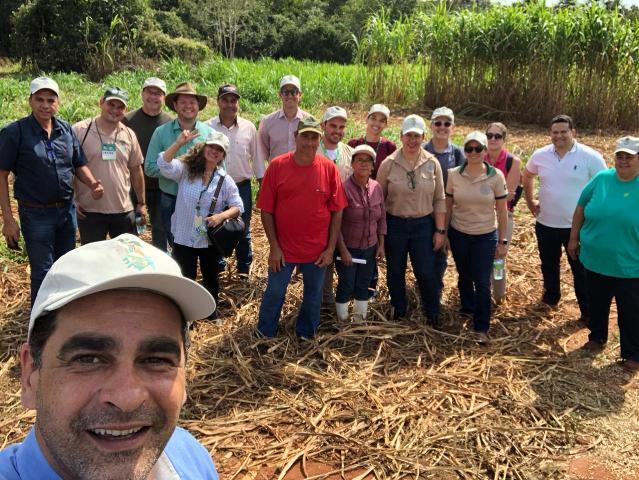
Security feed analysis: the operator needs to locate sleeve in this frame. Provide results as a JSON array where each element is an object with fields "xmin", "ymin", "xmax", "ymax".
[
  {"xmin": 145, "ymin": 128, "xmax": 162, "ymax": 178},
  {"xmin": 126, "ymin": 128, "xmax": 144, "ymax": 168},
  {"xmin": 256, "ymin": 116, "xmax": 270, "ymax": 166},
  {"xmin": 248, "ymin": 122, "xmax": 264, "ymax": 179},
  {"xmin": 375, "ymin": 184, "xmax": 387, "ymax": 236},
  {"xmin": 327, "ymin": 164, "xmax": 348, "ymax": 211},
  {"xmin": 432, "ymin": 159, "xmax": 446, "ymax": 214},
  {"xmin": 347, "ymin": 138, "xmax": 359, "ymax": 148},
  {"xmin": 255, "ymin": 162, "xmax": 275, "ymax": 213},
  {"xmin": 221, "ymin": 176, "xmax": 244, "ymax": 214},
  {"xmin": 157, "ymin": 152, "xmax": 185, "ymax": 181},
  {"xmin": 526, "ymin": 151, "xmax": 539, "ymax": 174},
  {"xmin": 577, "ymin": 171, "xmax": 600, "ymax": 207},
  {"xmin": 445, "ymin": 169, "xmax": 454, "ymax": 196},
  {"xmin": 589, "ymin": 151, "xmax": 607, "ymax": 177},
  {"xmin": 494, "ymin": 170, "xmax": 508, "ymax": 199},
  {"xmin": 70, "ymin": 127, "xmax": 88, "ymax": 169},
  {"xmin": 376, "ymin": 158, "xmax": 390, "ymax": 197},
  {"xmin": 387, "ymin": 140, "xmax": 397, "ymax": 155},
  {"xmin": 0, "ymin": 122, "xmax": 20, "ymax": 172}
]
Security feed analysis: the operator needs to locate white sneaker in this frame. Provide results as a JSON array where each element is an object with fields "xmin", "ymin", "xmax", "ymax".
[{"xmin": 335, "ymin": 302, "xmax": 349, "ymax": 321}]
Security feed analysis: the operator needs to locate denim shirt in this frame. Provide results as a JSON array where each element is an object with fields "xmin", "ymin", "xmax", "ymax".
[{"xmin": 0, "ymin": 115, "xmax": 87, "ymax": 204}]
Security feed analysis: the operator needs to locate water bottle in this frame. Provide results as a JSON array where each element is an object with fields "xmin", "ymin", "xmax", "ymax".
[
  {"xmin": 493, "ymin": 258, "xmax": 505, "ymax": 280},
  {"xmin": 135, "ymin": 214, "xmax": 146, "ymax": 236}
]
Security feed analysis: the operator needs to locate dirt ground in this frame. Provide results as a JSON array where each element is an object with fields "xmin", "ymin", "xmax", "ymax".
[{"xmin": 0, "ymin": 118, "xmax": 637, "ymax": 479}]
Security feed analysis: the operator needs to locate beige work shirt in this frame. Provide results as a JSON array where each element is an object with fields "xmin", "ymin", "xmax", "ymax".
[
  {"xmin": 377, "ymin": 148, "xmax": 446, "ymax": 218},
  {"xmin": 73, "ymin": 118, "xmax": 143, "ymax": 214},
  {"xmin": 446, "ymin": 162, "xmax": 508, "ymax": 234},
  {"xmin": 256, "ymin": 108, "xmax": 309, "ymax": 164},
  {"xmin": 317, "ymin": 140, "xmax": 353, "ymax": 181},
  {"xmin": 207, "ymin": 115, "xmax": 262, "ymax": 183}
]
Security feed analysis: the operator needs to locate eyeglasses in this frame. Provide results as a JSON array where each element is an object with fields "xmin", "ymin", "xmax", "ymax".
[
  {"xmin": 432, "ymin": 121, "xmax": 452, "ymax": 127},
  {"xmin": 486, "ymin": 133, "xmax": 504, "ymax": 140},
  {"xmin": 280, "ymin": 89, "xmax": 300, "ymax": 97},
  {"xmin": 464, "ymin": 145, "xmax": 485, "ymax": 154},
  {"xmin": 407, "ymin": 171, "xmax": 416, "ymax": 190}
]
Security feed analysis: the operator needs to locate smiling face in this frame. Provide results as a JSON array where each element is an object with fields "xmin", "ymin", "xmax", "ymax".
[
  {"xmin": 278, "ymin": 85, "xmax": 302, "ymax": 110},
  {"xmin": 366, "ymin": 112, "xmax": 387, "ymax": 139},
  {"xmin": 615, "ymin": 151, "xmax": 639, "ymax": 179},
  {"xmin": 141, "ymin": 87, "xmax": 165, "ymax": 115},
  {"xmin": 430, "ymin": 116, "xmax": 453, "ymax": 142},
  {"xmin": 203, "ymin": 144, "xmax": 226, "ymax": 169},
  {"xmin": 29, "ymin": 90, "xmax": 59, "ymax": 125},
  {"xmin": 322, "ymin": 117, "xmax": 347, "ymax": 148},
  {"xmin": 464, "ymin": 140, "xmax": 485, "ymax": 164},
  {"xmin": 21, "ymin": 290, "xmax": 187, "ymax": 480},
  {"xmin": 352, "ymin": 153, "xmax": 374, "ymax": 179},
  {"xmin": 401, "ymin": 132, "xmax": 424, "ymax": 156},
  {"xmin": 550, "ymin": 121, "xmax": 575, "ymax": 151},
  {"xmin": 99, "ymin": 98, "xmax": 127, "ymax": 125},
  {"xmin": 486, "ymin": 125, "xmax": 505, "ymax": 153},
  {"xmin": 217, "ymin": 93, "xmax": 239, "ymax": 120},
  {"xmin": 174, "ymin": 94, "xmax": 199, "ymax": 122}
]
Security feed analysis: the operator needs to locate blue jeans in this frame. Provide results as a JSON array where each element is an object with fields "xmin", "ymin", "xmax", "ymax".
[
  {"xmin": 146, "ymin": 189, "xmax": 167, "ymax": 251},
  {"xmin": 448, "ymin": 227, "xmax": 497, "ymax": 333},
  {"xmin": 220, "ymin": 180, "xmax": 253, "ymax": 273},
  {"xmin": 160, "ymin": 192, "xmax": 176, "ymax": 250},
  {"xmin": 434, "ymin": 248, "xmax": 448, "ymax": 301},
  {"xmin": 335, "ymin": 245, "xmax": 377, "ymax": 302},
  {"xmin": 258, "ymin": 262, "xmax": 326, "ymax": 338},
  {"xmin": 18, "ymin": 202, "xmax": 77, "ymax": 305},
  {"xmin": 385, "ymin": 214, "xmax": 440, "ymax": 316}
]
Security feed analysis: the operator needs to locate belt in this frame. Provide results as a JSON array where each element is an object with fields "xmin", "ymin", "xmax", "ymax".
[
  {"xmin": 235, "ymin": 179, "xmax": 251, "ymax": 187},
  {"xmin": 19, "ymin": 200, "xmax": 69, "ymax": 209}
]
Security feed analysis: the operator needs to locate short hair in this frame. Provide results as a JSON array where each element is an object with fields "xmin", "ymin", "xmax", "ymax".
[
  {"xmin": 28, "ymin": 300, "xmax": 191, "ymax": 369},
  {"xmin": 551, "ymin": 114, "xmax": 575, "ymax": 130},
  {"xmin": 486, "ymin": 122, "xmax": 507, "ymax": 139}
]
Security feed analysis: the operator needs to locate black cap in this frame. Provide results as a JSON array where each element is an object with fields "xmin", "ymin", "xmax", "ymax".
[{"xmin": 217, "ymin": 84, "xmax": 241, "ymax": 99}]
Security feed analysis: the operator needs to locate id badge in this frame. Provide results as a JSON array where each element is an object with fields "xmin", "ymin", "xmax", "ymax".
[
  {"xmin": 193, "ymin": 215, "xmax": 206, "ymax": 236},
  {"xmin": 101, "ymin": 143, "xmax": 117, "ymax": 161}
]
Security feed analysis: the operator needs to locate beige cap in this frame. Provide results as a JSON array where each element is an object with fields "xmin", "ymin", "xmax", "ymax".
[
  {"xmin": 463, "ymin": 131, "xmax": 488, "ymax": 148},
  {"xmin": 351, "ymin": 144, "xmax": 377, "ymax": 162},
  {"xmin": 205, "ymin": 131, "xmax": 230, "ymax": 154},
  {"xmin": 431, "ymin": 106, "xmax": 454, "ymax": 122},
  {"xmin": 401, "ymin": 114, "xmax": 426, "ymax": 135},
  {"xmin": 614, "ymin": 136, "xmax": 639, "ymax": 155},
  {"xmin": 30, "ymin": 77, "xmax": 60, "ymax": 97},
  {"xmin": 368, "ymin": 104, "xmax": 390, "ymax": 120},
  {"xmin": 279, "ymin": 75, "xmax": 301, "ymax": 91},
  {"xmin": 142, "ymin": 77, "xmax": 167, "ymax": 94},
  {"xmin": 322, "ymin": 106, "xmax": 348, "ymax": 123}
]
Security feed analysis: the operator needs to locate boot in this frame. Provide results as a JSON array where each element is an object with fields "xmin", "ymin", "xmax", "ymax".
[
  {"xmin": 335, "ymin": 302, "xmax": 349, "ymax": 321},
  {"xmin": 354, "ymin": 300, "xmax": 369, "ymax": 320}
]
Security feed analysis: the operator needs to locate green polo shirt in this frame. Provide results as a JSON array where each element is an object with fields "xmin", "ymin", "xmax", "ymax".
[{"xmin": 145, "ymin": 119, "xmax": 214, "ymax": 196}]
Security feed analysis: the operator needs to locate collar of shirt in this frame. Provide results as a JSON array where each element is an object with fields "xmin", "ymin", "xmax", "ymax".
[
  {"xmin": 170, "ymin": 118, "xmax": 205, "ymax": 133},
  {"xmin": 208, "ymin": 115, "xmax": 238, "ymax": 130},
  {"xmin": 459, "ymin": 161, "xmax": 497, "ymax": 181},
  {"xmin": 425, "ymin": 139, "xmax": 453, "ymax": 154},
  {"xmin": 28, "ymin": 114, "xmax": 63, "ymax": 137},
  {"xmin": 13, "ymin": 429, "xmax": 60, "ymax": 479},
  {"xmin": 395, "ymin": 148, "xmax": 436, "ymax": 171},
  {"xmin": 276, "ymin": 108, "xmax": 305, "ymax": 121},
  {"xmin": 552, "ymin": 140, "xmax": 579, "ymax": 158}
]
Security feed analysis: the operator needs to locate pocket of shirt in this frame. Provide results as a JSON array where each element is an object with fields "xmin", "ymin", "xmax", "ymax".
[{"xmin": 314, "ymin": 189, "xmax": 330, "ymax": 212}]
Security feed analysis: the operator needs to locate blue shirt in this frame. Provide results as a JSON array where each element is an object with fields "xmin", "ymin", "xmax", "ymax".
[
  {"xmin": 0, "ymin": 115, "xmax": 87, "ymax": 204},
  {"xmin": 145, "ymin": 119, "xmax": 214, "ymax": 196},
  {"xmin": 423, "ymin": 140, "xmax": 464, "ymax": 186},
  {"xmin": 0, "ymin": 427, "xmax": 218, "ymax": 479}
]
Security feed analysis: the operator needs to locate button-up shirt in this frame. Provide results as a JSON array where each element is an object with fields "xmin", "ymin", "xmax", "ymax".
[
  {"xmin": 341, "ymin": 176, "xmax": 387, "ymax": 249},
  {"xmin": 158, "ymin": 153, "xmax": 243, "ymax": 248},
  {"xmin": 145, "ymin": 119, "xmax": 214, "ymax": 196},
  {"xmin": 256, "ymin": 108, "xmax": 309, "ymax": 164},
  {"xmin": 423, "ymin": 139, "xmax": 464, "ymax": 186},
  {"xmin": 318, "ymin": 140, "xmax": 353, "ymax": 181},
  {"xmin": 0, "ymin": 114, "xmax": 87, "ymax": 204},
  {"xmin": 377, "ymin": 148, "xmax": 446, "ymax": 218},
  {"xmin": 0, "ymin": 427, "xmax": 219, "ymax": 479},
  {"xmin": 347, "ymin": 137, "xmax": 396, "ymax": 179},
  {"xmin": 206, "ymin": 115, "xmax": 263, "ymax": 183}
]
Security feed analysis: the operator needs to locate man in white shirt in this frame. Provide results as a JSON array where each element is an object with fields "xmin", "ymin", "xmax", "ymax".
[
  {"xmin": 207, "ymin": 84, "xmax": 261, "ymax": 275},
  {"xmin": 523, "ymin": 114, "xmax": 606, "ymax": 322}
]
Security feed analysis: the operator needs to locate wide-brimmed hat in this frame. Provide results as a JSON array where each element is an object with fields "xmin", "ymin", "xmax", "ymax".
[{"xmin": 165, "ymin": 82, "xmax": 208, "ymax": 112}]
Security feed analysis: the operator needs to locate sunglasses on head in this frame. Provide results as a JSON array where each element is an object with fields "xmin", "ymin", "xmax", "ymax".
[
  {"xmin": 432, "ymin": 120, "xmax": 452, "ymax": 127},
  {"xmin": 280, "ymin": 89, "xmax": 299, "ymax": 96},
  {"xmin": 464, "ymin": 145, "xmax": 485, "ymax": 154},
  {"xmin": 486, "ymin": 133, "xmax": 504, "ymax": 140}
]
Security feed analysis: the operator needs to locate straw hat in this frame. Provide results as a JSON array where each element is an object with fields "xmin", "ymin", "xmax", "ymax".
[{"xmin": 165, "ymin": 82, "xmax": 208, "ymax": 112}]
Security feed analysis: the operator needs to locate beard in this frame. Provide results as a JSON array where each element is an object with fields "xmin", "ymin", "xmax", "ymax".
[{"xmin": 35, "ymin": 400, "xmax": 173, "ymax": 480}]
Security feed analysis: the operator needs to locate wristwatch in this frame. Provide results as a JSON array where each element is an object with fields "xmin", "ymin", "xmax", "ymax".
[
  {"xmin": 435, "ymin": 228, "xmax": 447, "ymax": 235},
  {"xmin": 501, "ymin": 239, "xmax": 508, "ymax": 245}
]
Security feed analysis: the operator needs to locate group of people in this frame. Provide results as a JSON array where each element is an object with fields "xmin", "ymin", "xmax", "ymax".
[{"xmin": 0, "ymin": 73, "xmax": 638, "ymax": 479}]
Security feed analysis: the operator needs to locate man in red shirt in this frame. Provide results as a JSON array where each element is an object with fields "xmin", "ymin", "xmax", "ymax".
[{"xmin": 257, "ymin": 116, "xmax": 347, "ymax": 340}]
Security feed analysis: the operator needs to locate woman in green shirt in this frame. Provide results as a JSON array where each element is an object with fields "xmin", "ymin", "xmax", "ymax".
[{"xmin": 568, "ymin": 136, "xmax": 639, "ymax": 372}]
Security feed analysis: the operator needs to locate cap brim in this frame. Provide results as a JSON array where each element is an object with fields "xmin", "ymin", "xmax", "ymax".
[
  {"xmin": 205, "ymin": 141, "xmax": 228, "ymax": 153},
  {"xmin": 323, "ymin": 114, "xmax": 347, "ymax": 123},
  {"xmin": 402, "ymin": 128, "xmax": 424, "ymax": 135},
  {"xmin": 218, "ymin": 92, "xmax": 240, "ymax": 99},
  {"xmin": 104, "ymin": 96, "xmax": 128, "ymax": 107},
  {"xmin": 297, "ymin": 127, "xmax": 322, "ymax": 135},
  {"xmin": 31, "ymin": 87, "xmax": 59, "ymax": 97},
  {"xmin": 615, "ymin": 147, "xmax": 639, "ymax": 155},
  {"xmin": 33, "ymin": 273, "xmax": 215, "ymax": 325}
]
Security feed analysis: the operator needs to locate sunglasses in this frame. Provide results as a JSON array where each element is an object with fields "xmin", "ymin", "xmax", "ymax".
[
  {"xmin": 432, "ymin": 120, "xmax": 452, "ymax": 127},
  {"xmin": 407, "ymin": 171, "xmax": 416, "ymax": 190},
  {"xmin": 486, "ymin": 133, "xmax": 504, "ymax": 140},
  {"xmin": 280, "ymin": 89, "xmax": 300, "ymax": 96},
  {"xmin": 464, "ymin": 145, "xmax": 485, "ymax": 154}
]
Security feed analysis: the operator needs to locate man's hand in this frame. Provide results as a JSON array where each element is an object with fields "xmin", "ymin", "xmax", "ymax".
[
  {"xmin": 567, "ymin": 238, "xmax": 580, "ymax": 261},
  {"xmin": 268, "ymin": 245, "xmax": 285, "ymax": 272},
  {"xmin": 2, "ymin": 216, "xmax": 20, "ymax": 249},
  {"xmin": 90, "ymin": 180, "xmax": 104, "ymax": 200},
  {"xmin": 338, "ymin": 248, "xmax": 353, "ymax": 267},
  {"xmin": 495, "ymin": 243, "xmax": 508, "ymax": 258},
  {"xmin": 135, "ymin": 204, "xmax": 147, "ymax": 225},
  {"xmin": 178, "ymin": 129, "xmax": 200, "ymax": 147},
  {"xmin": 376, "ymin": 244, "xmax": 385, "ymax": 261},
  {"xmin": 527, "ymin": 199, "xmax": 540, "ymax": 218},
  {"xmin": 314, "ymin": 248, "xmax": 334, "ymax": 268},
  {"xmin": 433, "ymin": 232, "xmax": 446, "ymax": 251}
]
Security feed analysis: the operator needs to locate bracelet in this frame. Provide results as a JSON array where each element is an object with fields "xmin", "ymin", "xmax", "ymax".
[{"xmin": 435, "ymin": 228, "xmax": 446, "ymax": 235}]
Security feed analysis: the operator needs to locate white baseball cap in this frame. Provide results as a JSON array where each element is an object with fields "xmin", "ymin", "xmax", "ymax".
[
  {"xmin": 614, "ymin": 136, "xmax": 639, "ymax": 155},
  {"xmin": 29, "ymin": 234, "xmax": 215, "ymax": 338},
  {"xmin": 351, "ymin": 144, "xmax": 377, "ymax": 162},
  {"xmin": 368, "ymin": 104, "xmax": 390, "ymax": 120},
  {"xmin": 322, "ymin": 106, "xmax": 348, "ymax": 123},
  {"xmin": 204, "ymin": 130, "xmax": 230, "ymax": 154},
  {"xmin": 279, "ymin": 75, "xmax": 301, "ymax": 91},
  {"xmin": 463, "ymin": 131, "xmax": 488, "ymax": 148},
  {"xmin": 431, "ymin": 106, "xmax": 455, "ymax": 123},
  {"xmin": 142, "ymin": 77, "xmax": 167, "ymax": 94},
  {"xmin": 401, "ymin": 114, "xmax": 426, "ymax": 135},
  {"xmin": 29, "ymin": 77, "xmax": 60, "ymax": 97}
]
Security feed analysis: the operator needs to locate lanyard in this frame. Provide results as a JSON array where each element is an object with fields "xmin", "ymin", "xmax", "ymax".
[
  {"xmin": 94, "ymin": 118, "xmax": 119, "ymax": 145},
  {"xmin": 321, "ymin": 141, "xmax": 340, "ymax": 163},
  {"xmin": 195, "ymin": 172, "xmax": 216, "ymax": 213}
]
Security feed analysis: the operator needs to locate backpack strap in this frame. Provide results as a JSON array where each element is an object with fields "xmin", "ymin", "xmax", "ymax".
[
  {"xmin": 505, "ymin": 153, "xmax": 514, "ymax": 173},
  {"xmin": 81, "ymin": 118, "xmax": 93, "ymax": 148},
  {"xmin": 208, "ymin": 174, "xmax": 226, "ymax": 215}
]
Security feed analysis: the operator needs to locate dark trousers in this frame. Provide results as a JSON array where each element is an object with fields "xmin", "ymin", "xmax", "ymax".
[
  {"xmin": 535, "ymin": 222, "xmax": 588, "ymax": 316},
  {"xmin": 77, "ymin": 211, "xmax": 136, "ymax": 245},
  {"xmin": 160, "ymin": 192, "xmax": 176, "ymax": 250},
  {"xmin": 434, "ymin": 248, "xmax": 448, "ymax": 301},
  {"xmin": 385, "ymin": 214, "xmax": 439, "ymax": 316},
  {"xmin": 18, "ymin": 202, "xmax": 77, "ymax": 305},
  {"xmin": 171, "ymin": 242, "xmax": 221, "ymax": 307},
  {"xmin": 220, "ymin": 179, "xmax": 253, "ymax": 273},
  {"xmin": 586, "ymin": 269, "xmax": 639, "ymax": 362},
  {"xmin": 335, "ymin": 245, "xmax": 377, "ymax": 302},
  {"xmin": 448, "ymin": 227, "xmax": 496, "ymax": 333},
  {"xmin": 146, "ymin": 189, "xmax": 167, "ymax": 251}
]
